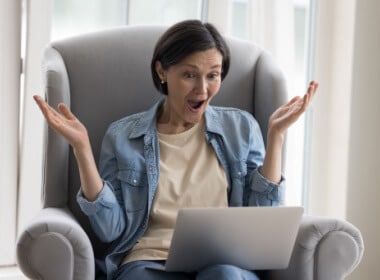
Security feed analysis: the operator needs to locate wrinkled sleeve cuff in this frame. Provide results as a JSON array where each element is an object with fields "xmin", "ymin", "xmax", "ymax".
[
  {"xmin": 76, "ymin": 181, "xmax": 117, "ymax": 216},
  {"xmin": 251, "ymin": 168, "xmax": 286, "ymax": 202}
]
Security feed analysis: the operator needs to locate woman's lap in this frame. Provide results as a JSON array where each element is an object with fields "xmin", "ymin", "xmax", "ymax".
[
  {"xmin": 113, "ymin": 260, "xmax": 260, "ymax": 280},
  {"xmin": 113, "ymin": 260, "xmax": 193, "ymax": 280},
  {"xmin": 197, "ymin": 264, "xmax": 260, "ymax": 280}
]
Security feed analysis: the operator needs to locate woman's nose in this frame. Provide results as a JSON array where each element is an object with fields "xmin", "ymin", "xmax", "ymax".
[{"xmin": 196, "ymin": 78, "xmax": 208, "ymax": 95}]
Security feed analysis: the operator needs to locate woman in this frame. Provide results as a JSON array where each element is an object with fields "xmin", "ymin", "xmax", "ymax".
[{"xmin": 34, "ymin": 20, "xmax": 318, "ymax": 280}]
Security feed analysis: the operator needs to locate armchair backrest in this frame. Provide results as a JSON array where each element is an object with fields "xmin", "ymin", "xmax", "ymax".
[{"xmin": 42, "ymin": 25, "xmax": 287, "ymax": 255}]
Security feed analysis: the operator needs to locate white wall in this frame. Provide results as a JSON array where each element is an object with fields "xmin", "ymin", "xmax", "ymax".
[
  {"xmin": 0, "ymin": 0, "xmax": 21, "ymax": 265},
  {"xmin": 346, "ymin": 0, "xmax": 380, "ymax": 278}
]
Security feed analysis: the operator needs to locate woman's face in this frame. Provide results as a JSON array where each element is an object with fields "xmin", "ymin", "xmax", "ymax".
[{"xmin": 156, "ymin": 48, "xmax": 223, "ymax": 132}]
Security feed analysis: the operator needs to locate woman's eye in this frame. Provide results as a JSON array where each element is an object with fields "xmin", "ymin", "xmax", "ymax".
[
  {"xmin": 208, "ymin": 73, "xmax": 220, "ymax": 80},
  {"xmin": 184, "ymin": 72, "xmax": 196, "ymax": 79}
]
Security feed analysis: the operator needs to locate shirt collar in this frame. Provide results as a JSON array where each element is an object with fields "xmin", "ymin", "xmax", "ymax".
[
  {"xmin": 204, "ymin": 105, "xmax": 224, "ymax": 136},
  {"xmin": 128, "ymin": 97, "xmax": 165, "ymax": 139}
]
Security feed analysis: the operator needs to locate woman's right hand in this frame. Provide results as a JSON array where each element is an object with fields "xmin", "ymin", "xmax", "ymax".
[
  {"xmin": 34, "ymin": 95, "xmax": 103, "ymax": 201},
  {"xmin": 33, "ymin": 95, "xmax": 90, "ymax": 151}
]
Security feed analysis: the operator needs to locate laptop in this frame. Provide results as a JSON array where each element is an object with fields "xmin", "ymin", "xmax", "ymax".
[{"xmin": 165, "ymin": 206, "xmax": 303, "ymax": 272}]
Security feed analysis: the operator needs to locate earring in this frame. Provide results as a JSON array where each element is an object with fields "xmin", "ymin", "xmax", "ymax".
[{"xmin": 161, "ymin": 80, "xmax": 165, "ymax": 84}]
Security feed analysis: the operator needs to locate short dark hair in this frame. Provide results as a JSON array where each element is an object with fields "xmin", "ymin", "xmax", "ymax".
[{"xmin": 151, "ymin": 19, "xmax": 231, "ymax": 95}]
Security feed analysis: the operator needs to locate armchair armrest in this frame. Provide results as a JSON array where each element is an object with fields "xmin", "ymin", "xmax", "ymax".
[
  {"xmin": 267, "ymin": 215, "xmax": 364, "ymax": 280},
  {"xmin": 17, "ymin": 207, "xmax": 95, "ymax": 280}
]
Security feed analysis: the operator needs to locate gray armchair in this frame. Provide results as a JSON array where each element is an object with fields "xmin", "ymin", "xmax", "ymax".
[{"xmin": 16, "ymin": 25, "xmax": 363, "ymax": 280}]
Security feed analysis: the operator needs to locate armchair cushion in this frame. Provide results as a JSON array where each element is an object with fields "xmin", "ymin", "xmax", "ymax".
[
  {"xmin": 267, "ymin": 215, "xmax": 364, "ymax": 280},
  {"xmin": 17, "ymin": 207, "xmax": 95, "ymax": 280}
]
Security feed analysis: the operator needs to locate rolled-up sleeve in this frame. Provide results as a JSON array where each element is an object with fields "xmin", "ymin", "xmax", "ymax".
[
  {"xmin": 244, "ymin": 115, "xmax": 286, "ymax": 206},
  {"xmin": 249, "ymin": 168, "xmax": 286, "ymax": 206},
  {"xmin": 76, "ymin": 181, "xmax": 117, "ymax": 216},
  {"xmin": 76, "ymin": 181, "xmax": 125, "ymax": 242}
]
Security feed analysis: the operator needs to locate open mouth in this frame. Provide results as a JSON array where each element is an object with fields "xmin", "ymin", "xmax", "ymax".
[{"xmin": 188, "ymin": 100, "xmax": 205, "ymax": 111}]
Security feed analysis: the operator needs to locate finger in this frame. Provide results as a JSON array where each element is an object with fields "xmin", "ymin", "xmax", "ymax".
[
  {"xmin": 34, "ymin": 95, "xmax": 72, "ymax": 122},
  {"xmin": 33, "ymin": 95, "xmax": 64, "ymax": 126},
  {"xmin": 283, "ymin": 96, "xmax": 302, "ymax": 110},
  {"xmin": 291, "ymin": 94, "xmax": 310, "ymax": 116},
  {"xmin": 300, "ymin": 82, "xmax": 318, "ymax": 112},
  {"xmin": 286, "ymin": 81, "xmax": 317, "ymax": 109},
  {"xmin": 33, "ymin": 95, "xmax": 47, "ymax": 110},
  {"xmin": 33, "ymin": 95, "xmax": 55, "ymax": 118},
  {"xmin": 307, "ymin": 81, "xmax": 319, "ymax": 97},
  {"xmin": 288, "ymin": 96, "xmax": 302, "ymax": 105},
  {"xmin": 58, "ymin": 103, "xmax": 76, "ymax": 120}
]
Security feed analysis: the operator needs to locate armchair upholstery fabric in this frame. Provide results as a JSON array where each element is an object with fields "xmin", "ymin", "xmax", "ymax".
[{"xmin": 16, "ymin": 25, "xmax": 364, "ymax": 280}]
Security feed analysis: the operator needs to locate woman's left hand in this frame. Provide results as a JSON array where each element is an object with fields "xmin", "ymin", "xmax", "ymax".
[
  {"xmin": 268, "ymin": 80, "xmax": 319, "ymax": 138},
  {"xmin": 260, "ymin": 81, "xmax": 318, "ymax": 183}
]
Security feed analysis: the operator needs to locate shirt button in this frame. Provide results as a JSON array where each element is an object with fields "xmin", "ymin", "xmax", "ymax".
[
  {"xmin": 237, "ymin": 171, "xmax": 242, "ymax": 177},
  {"xmin": 133, "ymin": 179, "xmax": 137, "ymax": 185}
]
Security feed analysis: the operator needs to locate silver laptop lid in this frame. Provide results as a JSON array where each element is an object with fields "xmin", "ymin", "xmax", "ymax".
[{"xmin": 165, "ymin": 206, "xmax": 303, "ymax": 272}]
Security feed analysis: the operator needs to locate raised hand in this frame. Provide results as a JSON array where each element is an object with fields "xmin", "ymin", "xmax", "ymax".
[
  {"xmin": 268, "ymin": 81, "xmax": 319, "ymax": 138},
  {"xmin": 34, "ymin": 95, "xmax": 103, "ymax": 200},
  {"xmin": 260, "ymin": 81, "xmax": 319, "ymax": 183},
  {"xmin": 33, "ymin": 95, "xmax": 90, "ymax": 151}
]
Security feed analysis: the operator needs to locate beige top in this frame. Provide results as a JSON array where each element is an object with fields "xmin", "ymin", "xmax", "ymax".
[{"xmin": 122, "ymin": 119, "xmax": 228, "ymax": 265}]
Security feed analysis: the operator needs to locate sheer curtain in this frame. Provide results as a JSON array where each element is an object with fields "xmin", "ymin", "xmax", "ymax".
[
  {"xmin": 246, "ymin": 0, "xmax": 303, "ymax": 206},
  {"xmin": 307, "ymin": 0, "xmax": 356, "ymax": 219}
]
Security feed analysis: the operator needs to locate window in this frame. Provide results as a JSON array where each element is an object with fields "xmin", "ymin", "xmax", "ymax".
[
  {"xmin": 52, "ymin": 0, "xmax": 128, "ymax": 40},
  {"xmin": 128, "ymin": 0, "xmax": 204, "ymax": 25},
  {"xmin": 231, "ymin": 0, "xmax": 248, "ymax": 38},
  {"xmin": 52, "ymin": 0, "xmax": 205, "ymax": 41}
]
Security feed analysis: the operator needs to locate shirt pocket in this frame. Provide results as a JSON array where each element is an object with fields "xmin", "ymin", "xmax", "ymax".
[{"xmin": 117, "ymin": 169, "xmax": 148, "ymax": 212}]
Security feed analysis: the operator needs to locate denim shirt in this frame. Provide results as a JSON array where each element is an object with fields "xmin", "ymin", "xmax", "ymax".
[{"xmin": 77, "ymin": 98, "xmax": 285, "ymax": 279}]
